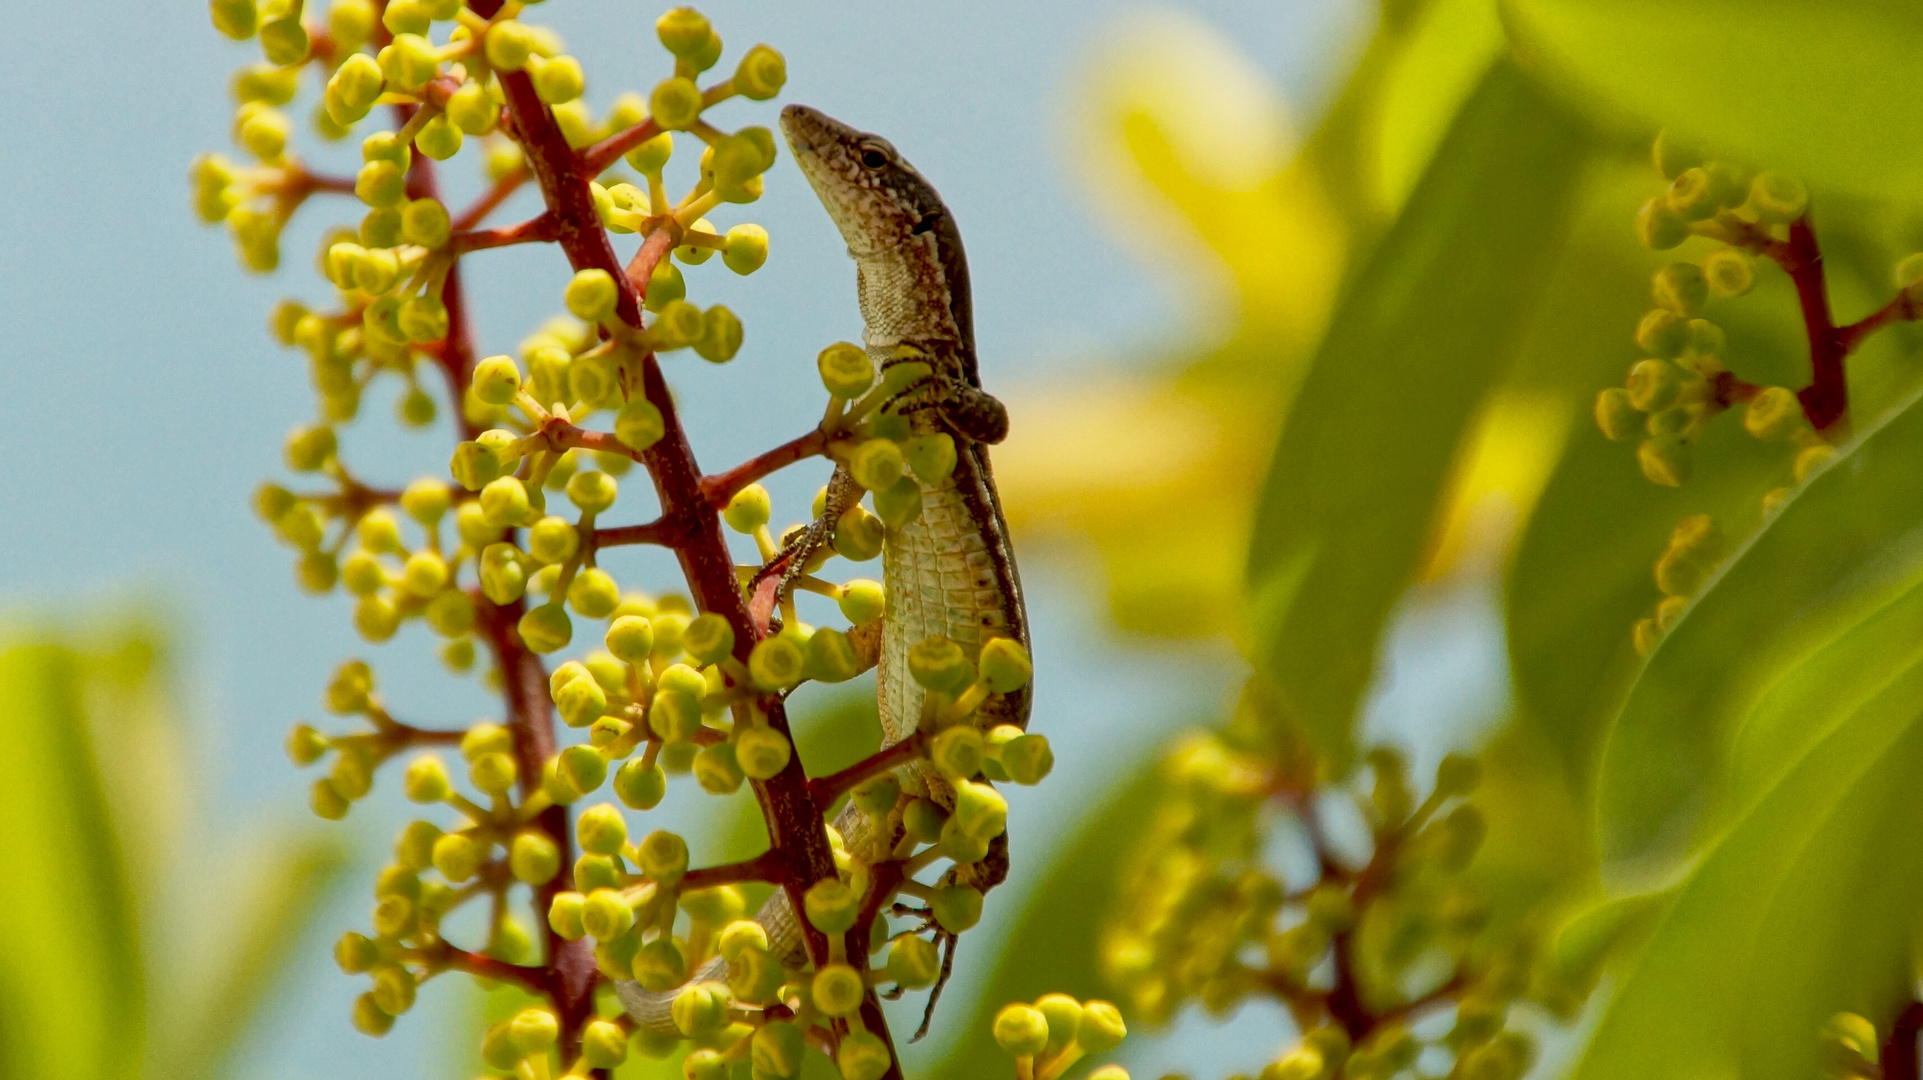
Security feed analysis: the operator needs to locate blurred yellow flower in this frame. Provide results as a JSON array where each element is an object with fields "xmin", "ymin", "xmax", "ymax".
[{"xmin": 999, "ymin": 4, "xmax": 1525, "ymax": 637}]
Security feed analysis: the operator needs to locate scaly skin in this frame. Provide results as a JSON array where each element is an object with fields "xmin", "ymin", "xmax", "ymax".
[{"xmin": 617, "ymin": 105, "xmax": 1030, "ymax": 1034}]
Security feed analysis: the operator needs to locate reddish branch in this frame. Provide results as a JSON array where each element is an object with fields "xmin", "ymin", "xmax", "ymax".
[
  {"xmin": 807, "ymin": 733, "xmax": 929, "ymax": 807},
  {"xmin": 463, "ymin": 27, "xmax": 905, "ymax": 1076},
  {"xmin": 625, "ymin": 227, "xmax": 678, "ymax": 297},
  {"xmin": 1711, "ymin": 212, "xmax": 1922, "ymax": 432},
  {"xmin": 592, "ymin": 517, "xmax": 686, "ymax": 550},
  {"xmin": 1290, "ymin": 794, "xmax": 1418, "ymax": 1041},
  {"xmin": 452, "ymin": 211, "xmax": 559, "ymax": 253},
  {"xmin": 678, "ymin": 849, "xmax": 788, "ymax": 891},
  {"xmin": 1886, "ymin": 1001, "xmax": 1923, "ymax": 1080},
  {"xmin": 396, "ymin": 90, "xmax": 602, "ymax": 1067},
  {"xmin": 434, "ymin": 943, "xmax": 548, "ymax": 992},
  {"xmin": 452, "ymin": 167, "xmax": 531, "ymax": 232},
  {"xmin": 1777, "ymin": 220, "xmax": 1849, "ymax": 431},
  {"xmin": 582, "ymin": 118, "xmax": 666, "ymax": 177},
  {"xmin": 1839, "ymin": 288, "xmax": 1923, "ymax": 354},
  {"xmin": 700, "ymin": 428, "xmax": 831, "ymax": 509}
]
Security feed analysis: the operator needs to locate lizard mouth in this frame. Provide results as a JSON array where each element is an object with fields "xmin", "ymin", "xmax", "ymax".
[{"xmin": 778, "ymin": 103, "xmax": 822, "ymax": 155}]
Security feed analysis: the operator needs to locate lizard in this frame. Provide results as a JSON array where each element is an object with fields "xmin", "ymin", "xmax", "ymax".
[{"xmin": 617, "ymin": 103, "xmax": 1031, "ymax": 1034}]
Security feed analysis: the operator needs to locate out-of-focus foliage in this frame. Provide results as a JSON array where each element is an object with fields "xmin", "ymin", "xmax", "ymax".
[
  {"xmin": 1595, "ymin": 385, "xmax": 1923, "ymax": 874},
  {"xmin": 0, "ymin": 622, "xmax": 345, "ymax": 1080},
  {"xmin": 981, "ymin": 0, "xmax": 1923, "ymax": 1075},
  {"xmin": 1505, "ymin": 0, "xmax": 1923, "ymax": 195},
  {"xmin": 1246, "ymin": 60, "xmax": 1586, "ymax": 770},
  {"xmin": 1573, "ymin": 592, "xmax": 1923, "ymax": 1080}
]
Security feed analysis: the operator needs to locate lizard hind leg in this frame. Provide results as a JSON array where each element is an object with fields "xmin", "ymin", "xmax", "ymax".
[
  {"xmin": 748, "ymin": 467, "xmax": 861, "ymax": 606},
  {"xmin": 913, "ymin": 931, "xmax": 961, "ymax": 1042},
  {"xmin": 881, "ymin": 376, "xmax": 1010, "ymax": 445}
]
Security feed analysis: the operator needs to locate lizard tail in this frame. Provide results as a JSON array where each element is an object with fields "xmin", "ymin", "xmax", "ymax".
[{"xmin": 615, "ymin": 800, "xmax": 873, "ymax": 1034}]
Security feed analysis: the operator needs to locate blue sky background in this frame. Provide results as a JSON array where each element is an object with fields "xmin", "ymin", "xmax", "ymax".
[{"xmin": 0, "ymin": 2, "xmax": 1512, "ymax": 1077}]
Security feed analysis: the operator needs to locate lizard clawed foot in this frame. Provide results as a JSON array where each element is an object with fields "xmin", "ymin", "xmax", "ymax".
[
  {"xmin": 746, "ymin": 468, "xmax": 861, "ymax": 625},
  {"xmin": 880, "ymin": 374, "xmax": 1008, "ymax": 445}
]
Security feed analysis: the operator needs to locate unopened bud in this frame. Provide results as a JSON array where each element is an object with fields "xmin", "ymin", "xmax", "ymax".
[
  {"xmin": 1651, "ymin": 263, "xmax": 1707, "ymax": 316},
  {"xmin": 1635, "ymin": 197, "xmax": 1689, "ymax": 251},
  {"xmin": 1634, "ymin": 308, "xmax": 1690, "ymax": 359},
  {"xmin": 1638, "ymin": 435, "xmax": 1690, "ymax": 487},
  {"xmin": 1703, "ymin": 248, "xmax": 1753, "ymax": 297},
  {"xmin": 1744, "ymin": 386, "xmax": 1805, "ymax": 441},
  {"xmin": 1748, "ymin": 172, "xmax": 1808, "ymax": 224}
]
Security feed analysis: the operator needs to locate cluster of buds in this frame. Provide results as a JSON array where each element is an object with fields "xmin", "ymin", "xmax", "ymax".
[
  {"xmin": 1100, "ymin": 685, "xmax": 1595, "ymax": 1080},
  {"xmin": 1591, "ymin": 131, "xmax": 1923, "ymax": 654},
  {"xmin": 1595, "ymin": 132, "xmax": 1817, "ymax": 489},
  {"xmin": 992, "ymin": 995, "xmax": 1130, "ymax": 1080},
  {"xmin": 1628, "ymin": 513, "xmax": 1721, "ymax": 655},
  {"xmin": 1821, "ymin": 1011, "xmax": 1889, "ymax": 1079},
  {"xmin": 204, "ymin": 2, "xmax": 1075, "ymax": 1075}
]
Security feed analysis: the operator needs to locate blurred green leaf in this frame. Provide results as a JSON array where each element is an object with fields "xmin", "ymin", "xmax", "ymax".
[
  {"xmin": 1726, "ymin": 571, "xmax": 1923, "ymax": 816},
  {"xmin": 1247, "ymin": 58, "xmax": 1589, "ymax": 768},
  {"xmin": 935, "ymin": 756, "xmax": 1162, "ymax": 1079},
  {"xmin": 0, "ymin": 643, "xmax": 144, "ymax": 1080},
  {"xmin": 146, "ymin": 836, "xmax": 348, "ymax": 1080},
  {"xmin": 1504, "ymin": 0, "xmax": 1923, "ymax": 197},
  {"xmin": 1507, "ymin": 415, "xmax": 1784, "ymax": 771},
  {"xmin": 1570, "ymin": 645, "xmax": 1923, "ymax": 1080},
  {"xmin": 1595, "ymin": 383, "xmax": 1923, "ymax": 875}
]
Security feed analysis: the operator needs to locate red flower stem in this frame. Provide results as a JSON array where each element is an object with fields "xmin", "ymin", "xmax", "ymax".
[
  {"xmin": 1777, "ymin": 218, "xmax": 1849, "ymax": 431},
  {"xmin": 452, "ymin": 211, "xmax": 559, "ymax": 253},
  {"xmin": 298, "ymin": 170, "xmax": 359, "ymax": 195},
  {"xmin": 432, "ymin": 943, "xmax": 548, "ymax": 991},
  {"xmin": 1837, "ymin": 287, "xmax": 1922, "ymax": 354},
  {"xmin": 625, "ymin": 227, "xmax": 678, "ymax": 296},
  {"xmin": 452, "ymin": 167, "xmax": 531, "ymax": 232},
  {"xmin": 485, "ymin": 36, "xmax": 866, "ymax": 1064},
  {"xmin": 396, "ymin": 92, "xmax": 599, "ymax": 1060},
  {"xmin": 1694, "ymin": 212, "xmax": 1923, "ymax": 432},
  {"xmin": 677, "ymin": 849, "xmax": 789, "ymax": 891},
  {"xmin": 581, "ymin": 118, "xmax": 665, "ymax": 177},
  {"xmin": 805, "ymin": 733, "xmax": 928, "ymax": 807},
  {"xmin": 1884, "ymin": 1001, "xmax": 1923, "ymax": 1080},
  {"xmin": 845, "ymin": 859, "xmax": 907, "ymax": 1071},
  {"xmin": 591, "ymin": 518, "xmax": 685, "ymax": 550},
  {"xmin": 699, "ymin": 428, "xmax": 830, "ymax": 509}
]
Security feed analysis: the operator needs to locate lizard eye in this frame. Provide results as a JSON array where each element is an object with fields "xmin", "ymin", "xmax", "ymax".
[{"xmin": 859, "ymin": 147, "xmax": 888, "ymax": 168}]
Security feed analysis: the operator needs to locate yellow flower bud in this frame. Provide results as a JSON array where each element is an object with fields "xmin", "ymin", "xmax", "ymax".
[
  {"xmin": 812, "ymin": 963, "xmax": 865, "ymax": 1018},
  {"xmin": 993, "ymin": 1003, "xmax": 1049, "ymax": 1056},
  {"xmin": 734, "ymin": 45, "xmax": 786, "ymax": 99},
  {"xmin": 1748, "ymin": 171, "xmax": 1808, "ymax": 224},
  {"xmin": 670, "ymin": 980, "xmax": 733, "ymax": 1037},
  {"xmin": 1744, "ymin": 386, "xmax": 1804, "ymax": 441},
  {"xmin": 1651, "ymin": 263, "xmax": 1707, "ymax": 316},
  {"xmin": 723, "ymin": 223, "xmax": 769, "ymax": 274},
  {"xmin": 803, "ymin": 877, "xmax": 860, "ymax": 934},
  {"xmin": 1704, "ymin": 248, "xmax": 1753, "ymax": 297},
  {"xmin": 649, "ymin": 76, "xmax": 703, "ymax": 131},
  {"xmin": 1637, "ymin": 435, "xmax": 1690, "ymax": 487},
  {"xmin": 735, "ymin": 725, "xmax": 792, "ymax": 780},
  {"xmin": 565, "ymin": 268, "xmax": 619, "ymax": 323}
]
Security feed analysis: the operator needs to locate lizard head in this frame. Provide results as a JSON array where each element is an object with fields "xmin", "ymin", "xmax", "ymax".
[{"xmin": 780, "ymin": 104, "xmax": 948, "ymax": 259}]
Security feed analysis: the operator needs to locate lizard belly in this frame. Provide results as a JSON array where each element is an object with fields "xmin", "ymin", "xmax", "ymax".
[{"xmin": 878, "ymin": 445, "xmax": 1029, "ymax": 768}]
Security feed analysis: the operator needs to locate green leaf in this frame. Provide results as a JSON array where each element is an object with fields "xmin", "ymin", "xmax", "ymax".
[
  {"xmin": 1726, "ymin": 571, "xmax": 1923, "ymax": 816},
  {"xmin": 1507, "ymin": 410, "xmax": 1784, "ymax": 771},
  {"xmin": 0, "ymin": 643, "xmax": 144, "ymax": 1080},
  {"xmin": 933, "ymin": 756, "xmax": 1162, "ymax": 1078},
  {"xmin": 1503, "ymin": 0, "xmax": 1923, "ymax": 197},
  {"xmin": 1247, "ymin": 58, "xmax": 1590, "ymax": 767},
  {"xmin": 146, "ymin": 835, "xmax": 349, "ymax": 1080},
  {"xmin": 1570, "ymin": 647, "xmax": 1923, "ymax": 1080},
  {"xmin": 1596, "ymin": 382, "xmax": 1923, "ymax": 872}
]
